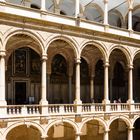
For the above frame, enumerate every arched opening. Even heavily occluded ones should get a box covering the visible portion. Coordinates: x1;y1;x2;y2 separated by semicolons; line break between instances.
81;44;105;103
81;119;104;140
80;57;90;103
50;54;68;104
47;122;75;140
59;0;75;16
133;53;140;103
94;60;104;103
6;34;42;105
132;8;140;32
133;118;140;140
84;4;103;23
109;119;128;140
6;125;41;140
47;39;76;104
108;11;122;28
109;49;128;103
112;62;126;102
6;47;41;105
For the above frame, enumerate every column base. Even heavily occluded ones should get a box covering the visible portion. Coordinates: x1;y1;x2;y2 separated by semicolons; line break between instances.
39;100;48;105
127;99;134;104
74;99;82;105
0;100;7;106
102;99;110;104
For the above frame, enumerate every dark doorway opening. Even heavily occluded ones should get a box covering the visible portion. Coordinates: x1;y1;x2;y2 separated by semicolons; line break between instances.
15;82;26;104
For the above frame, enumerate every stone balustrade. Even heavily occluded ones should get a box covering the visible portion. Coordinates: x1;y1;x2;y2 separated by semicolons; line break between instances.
0;103;139;118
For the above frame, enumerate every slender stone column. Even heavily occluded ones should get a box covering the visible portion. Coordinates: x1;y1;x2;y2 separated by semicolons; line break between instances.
128;8;133;31
75;0;80;17
104;130;109;140
127;65;134;104
41;0;46;11
90;75;94;102
47;73;50;102
68;76;72;103
103;61;110;104
74;58;82;104
75;134;80;140
128;127;133;140
103;0;109;25
40;55;48;105
0;51;7;105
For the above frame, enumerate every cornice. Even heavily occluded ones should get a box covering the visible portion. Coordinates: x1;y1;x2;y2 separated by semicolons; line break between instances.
0;12;140;48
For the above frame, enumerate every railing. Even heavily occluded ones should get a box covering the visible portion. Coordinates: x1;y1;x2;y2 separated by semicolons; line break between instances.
0;103;139;118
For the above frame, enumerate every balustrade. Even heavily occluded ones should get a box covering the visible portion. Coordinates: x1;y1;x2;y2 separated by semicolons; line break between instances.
0;103;139;118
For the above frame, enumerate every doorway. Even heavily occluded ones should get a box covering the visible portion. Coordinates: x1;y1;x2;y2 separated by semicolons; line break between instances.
15;82;27;104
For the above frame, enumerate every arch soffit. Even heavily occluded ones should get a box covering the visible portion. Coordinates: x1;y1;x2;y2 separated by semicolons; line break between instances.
45;35;80;59
79;117;108;132
2;29;45;54
3;121;44;139
109;45;132;65
108;115;132;128
80;40;108;62
45;119;79;134
84;3;104;18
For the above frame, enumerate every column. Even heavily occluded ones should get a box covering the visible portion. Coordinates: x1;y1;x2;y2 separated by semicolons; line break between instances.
128;8;133;31
109;77;113;102
0;51;7;105
90;75;94;102
127;65;134;104
54;0;60;14
41;0;46;11
103;61;110;104
104;130;109;140
75;134;80;140
40;55;48;105
128;127;133;140
69;76;72;103
75;0;80;18
47;73;50;103
103;0;109;25
74;58;82;104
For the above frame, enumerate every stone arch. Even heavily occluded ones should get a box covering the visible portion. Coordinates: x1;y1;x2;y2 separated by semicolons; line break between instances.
132;49;140;62
45;119;79;135
108;9;125;27
3;121;45;139
79;117;108;132
45;35;80;59
83;3;103;22
109;45;132;65
108;115;132;128
80;40;108;62
132;115;140;126
2;29;45;54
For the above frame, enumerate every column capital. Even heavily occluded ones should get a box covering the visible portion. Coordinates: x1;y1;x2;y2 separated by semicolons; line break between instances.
128;64;133;69
0;50;6;57
104;61;109;67
42;54;47;61
41;135;48;139
104;129;110;133
103;0;109;4
75;58;81;64
128;126;134;130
